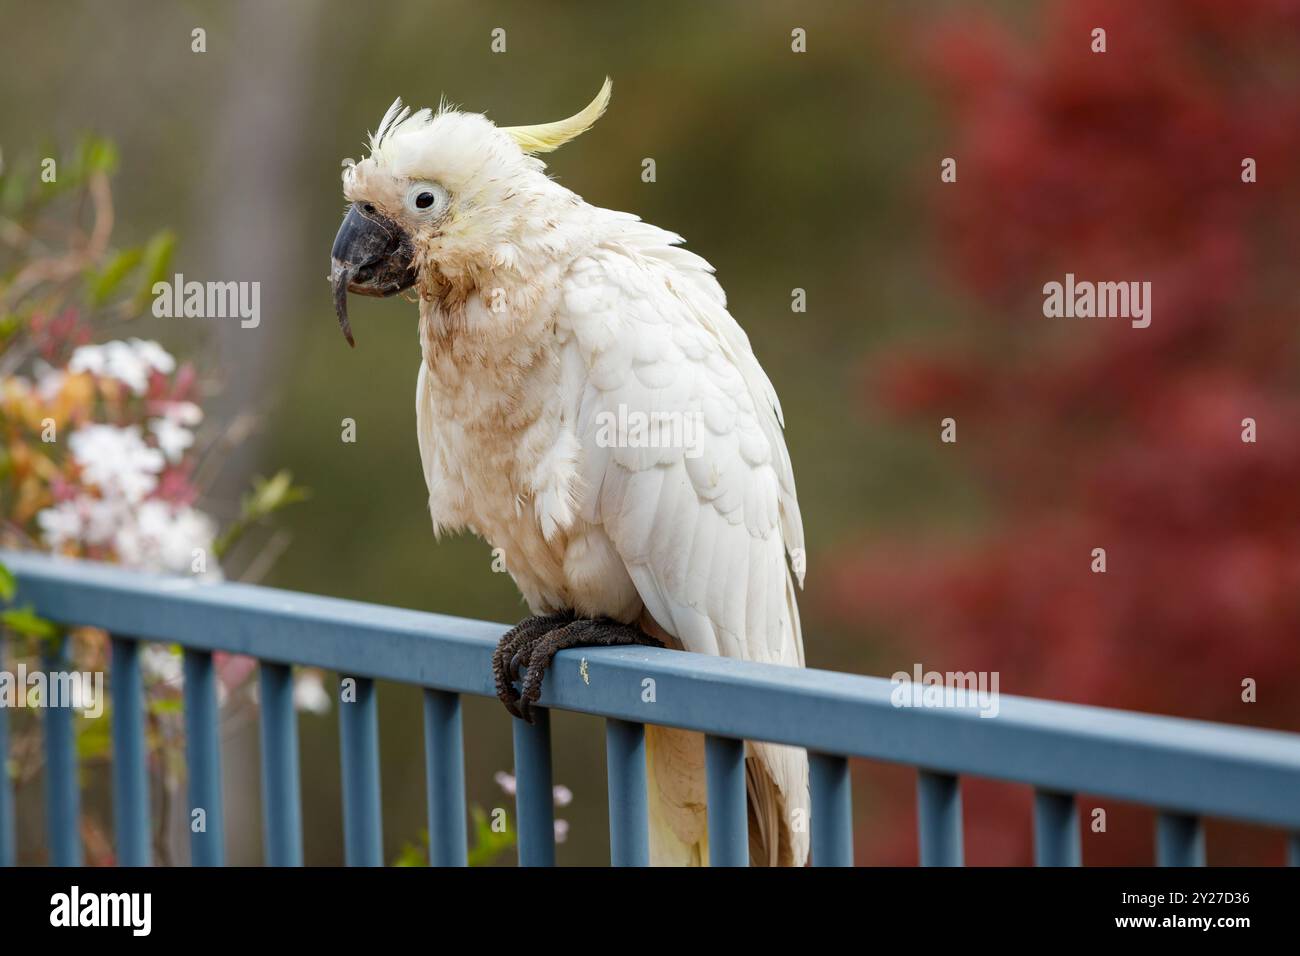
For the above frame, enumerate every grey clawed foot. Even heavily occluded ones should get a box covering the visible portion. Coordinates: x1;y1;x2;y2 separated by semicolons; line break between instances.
493;615;663;724
491;613;573;720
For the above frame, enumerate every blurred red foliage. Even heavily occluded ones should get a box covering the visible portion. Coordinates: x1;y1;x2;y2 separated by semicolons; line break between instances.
827;0;1300;864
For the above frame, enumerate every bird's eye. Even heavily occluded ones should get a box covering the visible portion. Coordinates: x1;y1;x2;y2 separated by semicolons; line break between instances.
405;182;448;218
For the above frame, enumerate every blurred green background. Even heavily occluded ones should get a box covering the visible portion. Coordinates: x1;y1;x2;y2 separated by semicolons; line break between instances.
1;0;978;864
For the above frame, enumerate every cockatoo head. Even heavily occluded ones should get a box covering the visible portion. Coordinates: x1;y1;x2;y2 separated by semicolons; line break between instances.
330;79;611;347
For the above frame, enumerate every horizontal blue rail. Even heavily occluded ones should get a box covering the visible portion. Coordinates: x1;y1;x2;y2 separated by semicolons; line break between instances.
3;551;1300;866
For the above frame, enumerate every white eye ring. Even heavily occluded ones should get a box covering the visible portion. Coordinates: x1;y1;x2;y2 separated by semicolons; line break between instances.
405;182;449;219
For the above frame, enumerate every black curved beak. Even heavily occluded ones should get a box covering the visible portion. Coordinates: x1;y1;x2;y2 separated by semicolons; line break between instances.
329;203;418;347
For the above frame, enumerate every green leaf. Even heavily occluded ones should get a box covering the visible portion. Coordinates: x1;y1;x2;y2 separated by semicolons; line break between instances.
213;470;311;559
0;561;15;603
85;137;119;175
1;163;29;215
394;806;520;867
135;229;176;306
86;246;143;306
68;136;117;182
247;470;311;517
0;312;22;347
391;829;430;866
76;712;112;761
393;843;426;867
1;606;59;640
466;804;517;867
148;697;183;716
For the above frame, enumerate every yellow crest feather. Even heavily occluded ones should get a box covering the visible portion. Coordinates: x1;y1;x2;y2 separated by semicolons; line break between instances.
500;78;612;154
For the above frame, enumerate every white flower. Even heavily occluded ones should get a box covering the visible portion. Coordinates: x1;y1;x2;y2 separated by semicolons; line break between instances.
69;424;165;503
552;784;573;808
78;497;124;546
69;339;175;394
114;500;216;575
131;339;176;376
150;416;195;464
67;344;106;377
36;500;83;550
140;645;183;685
32;361;66;400
293;670;331;715
36;496;125;549
161;401;203;427
553;819;570;844
493;771;517;796
37;482;221;580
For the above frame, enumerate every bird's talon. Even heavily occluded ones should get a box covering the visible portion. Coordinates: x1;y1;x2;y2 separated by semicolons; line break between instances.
509;647;531;683
493;615;661;721
492;613;575;721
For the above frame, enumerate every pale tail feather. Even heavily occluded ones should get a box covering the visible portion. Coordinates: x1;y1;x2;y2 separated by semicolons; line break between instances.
645;726;809;866
641;568;809;866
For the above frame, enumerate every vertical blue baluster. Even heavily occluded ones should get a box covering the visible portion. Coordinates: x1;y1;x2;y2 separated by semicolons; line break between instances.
917;770;964;866
423;689;467;866
810;752;853;866
1289;834;1300;867
0;646;13;867
339;675;383;866
110;637;151;865
182;648;224;866
605;719;648;866
258;662;303;866
512;709;555;866
1033;790;1081;866
42;637;81;866
1156;812;1205;866
705;735;748;867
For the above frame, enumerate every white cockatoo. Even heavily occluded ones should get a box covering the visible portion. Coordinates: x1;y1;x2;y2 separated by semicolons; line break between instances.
330;80;808;866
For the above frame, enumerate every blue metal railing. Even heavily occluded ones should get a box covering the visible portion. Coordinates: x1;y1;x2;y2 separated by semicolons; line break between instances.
2;550;1299;867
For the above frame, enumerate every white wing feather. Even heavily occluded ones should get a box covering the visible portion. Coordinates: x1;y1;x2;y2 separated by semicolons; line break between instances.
562;218;804;667
560;216;808;865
